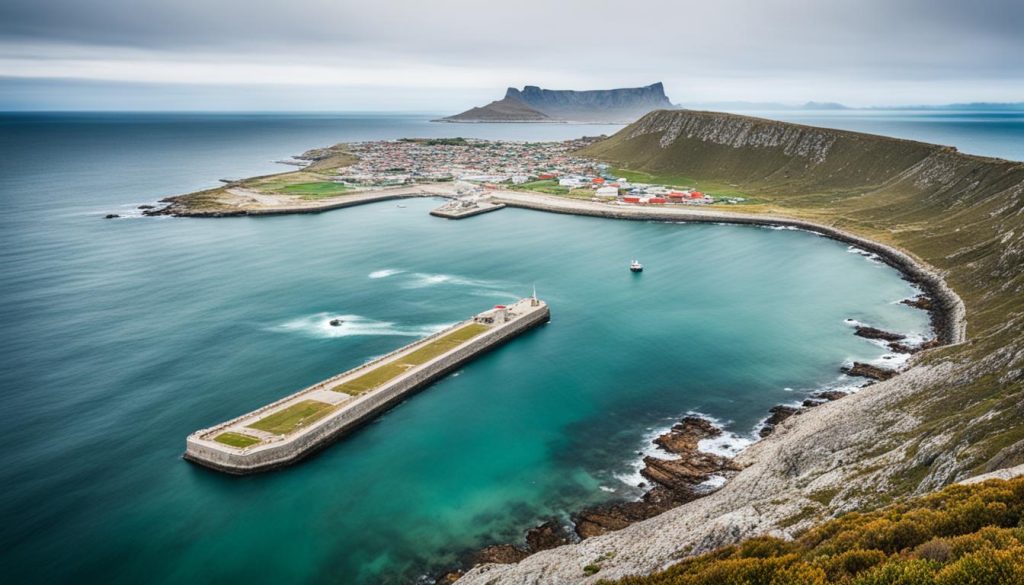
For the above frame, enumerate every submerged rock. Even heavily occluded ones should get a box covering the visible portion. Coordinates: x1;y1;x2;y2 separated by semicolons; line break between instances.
104;214;120;219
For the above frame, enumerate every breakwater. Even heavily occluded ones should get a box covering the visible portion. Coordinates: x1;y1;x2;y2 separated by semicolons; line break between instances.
185;297;550;474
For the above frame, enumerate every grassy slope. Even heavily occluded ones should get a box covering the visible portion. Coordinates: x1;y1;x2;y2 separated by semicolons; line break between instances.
604;477;1024;585
580;110;1024;497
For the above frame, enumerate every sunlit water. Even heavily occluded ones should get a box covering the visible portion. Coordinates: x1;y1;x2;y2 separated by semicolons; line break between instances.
2;111;1007;583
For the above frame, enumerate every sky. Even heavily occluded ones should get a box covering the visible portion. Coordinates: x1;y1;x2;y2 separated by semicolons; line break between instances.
0;0;1022;111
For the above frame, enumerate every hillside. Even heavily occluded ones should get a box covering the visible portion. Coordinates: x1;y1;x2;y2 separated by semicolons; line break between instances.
439;83;675;123
609;476;1024;584
459;110;1024;583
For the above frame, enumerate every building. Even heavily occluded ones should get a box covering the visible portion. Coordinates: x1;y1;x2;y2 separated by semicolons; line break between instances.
595;186;619;198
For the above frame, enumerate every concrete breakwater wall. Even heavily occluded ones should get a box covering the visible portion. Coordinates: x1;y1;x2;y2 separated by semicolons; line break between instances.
495;194;966;346
185;299;550;474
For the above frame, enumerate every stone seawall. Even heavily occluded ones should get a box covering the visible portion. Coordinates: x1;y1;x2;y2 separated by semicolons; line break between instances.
184;302;550;474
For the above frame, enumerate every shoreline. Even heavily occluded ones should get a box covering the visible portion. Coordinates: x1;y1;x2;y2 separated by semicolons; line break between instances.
144;184;967;584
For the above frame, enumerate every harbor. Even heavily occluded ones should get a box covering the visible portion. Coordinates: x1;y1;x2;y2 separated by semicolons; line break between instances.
185;295;550;474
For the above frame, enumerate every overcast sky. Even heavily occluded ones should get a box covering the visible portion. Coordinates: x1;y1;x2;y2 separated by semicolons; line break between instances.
1;0;1021;110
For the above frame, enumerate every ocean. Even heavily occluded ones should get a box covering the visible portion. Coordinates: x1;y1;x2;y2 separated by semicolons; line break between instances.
0;109;1016;583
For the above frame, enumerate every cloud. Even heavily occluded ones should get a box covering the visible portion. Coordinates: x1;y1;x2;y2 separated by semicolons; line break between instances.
1;0;1022;108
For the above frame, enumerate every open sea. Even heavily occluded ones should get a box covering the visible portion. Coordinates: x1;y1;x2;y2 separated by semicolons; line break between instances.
0;109;1018;584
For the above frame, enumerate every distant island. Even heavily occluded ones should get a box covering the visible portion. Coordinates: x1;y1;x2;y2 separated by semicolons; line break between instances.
437;82;676;124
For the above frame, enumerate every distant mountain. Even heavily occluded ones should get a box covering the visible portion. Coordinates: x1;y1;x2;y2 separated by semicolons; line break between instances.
438;82;675;123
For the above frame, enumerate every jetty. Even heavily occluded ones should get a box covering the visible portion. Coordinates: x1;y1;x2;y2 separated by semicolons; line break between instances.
430;196;506;219
185;296;550;474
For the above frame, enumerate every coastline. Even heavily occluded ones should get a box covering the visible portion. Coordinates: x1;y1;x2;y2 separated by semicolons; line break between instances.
145;183;969;584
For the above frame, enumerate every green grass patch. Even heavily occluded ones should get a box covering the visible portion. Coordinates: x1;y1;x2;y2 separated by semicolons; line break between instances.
214;431;261;448
332;323;490;396
511;179;571;195
247;400;336;435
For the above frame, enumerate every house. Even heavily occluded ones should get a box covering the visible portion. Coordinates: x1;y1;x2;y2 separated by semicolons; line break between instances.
595;186;619;197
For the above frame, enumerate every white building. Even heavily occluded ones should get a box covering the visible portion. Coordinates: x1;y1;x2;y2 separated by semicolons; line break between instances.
595;186;619;197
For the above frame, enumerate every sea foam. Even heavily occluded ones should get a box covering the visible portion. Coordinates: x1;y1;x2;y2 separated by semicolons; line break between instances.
271;313;452;339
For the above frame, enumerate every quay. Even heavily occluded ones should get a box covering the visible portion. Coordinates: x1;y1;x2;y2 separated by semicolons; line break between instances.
430;196;506;219
184;296;550;474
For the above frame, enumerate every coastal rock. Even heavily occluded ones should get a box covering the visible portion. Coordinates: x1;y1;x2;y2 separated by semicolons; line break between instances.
759;405;800;437
137;205;155;210
653;416;721;453
902;295;934;311
104;214;119;219
889;338;941;354
473;544;530;565
854;325;906;342
525;520;574;552
573;416;739;539
842;362;897;381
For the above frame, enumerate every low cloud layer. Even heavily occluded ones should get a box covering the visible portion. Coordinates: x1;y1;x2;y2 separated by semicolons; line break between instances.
1;0;1022;109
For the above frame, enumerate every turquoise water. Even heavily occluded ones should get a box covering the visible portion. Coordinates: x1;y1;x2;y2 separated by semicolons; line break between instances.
0;112;975;584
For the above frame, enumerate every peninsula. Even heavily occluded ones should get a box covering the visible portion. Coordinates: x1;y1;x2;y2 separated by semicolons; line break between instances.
437;83;676;124
186;297;550;473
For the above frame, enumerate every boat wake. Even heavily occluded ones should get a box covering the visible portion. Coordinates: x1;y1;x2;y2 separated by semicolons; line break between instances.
270;313;453;339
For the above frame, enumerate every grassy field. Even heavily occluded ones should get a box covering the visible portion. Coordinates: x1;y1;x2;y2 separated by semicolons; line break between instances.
609;167;756;201
332;323;490;396
247;400;336;435
213;431;261;448
606;477;1024;584
511;179;571;195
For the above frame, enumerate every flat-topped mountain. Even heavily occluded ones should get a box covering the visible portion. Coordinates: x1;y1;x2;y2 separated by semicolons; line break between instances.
438;82;675;124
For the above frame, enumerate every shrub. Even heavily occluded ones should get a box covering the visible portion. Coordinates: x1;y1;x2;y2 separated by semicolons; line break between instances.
851;559;938;585
934;545;1024;584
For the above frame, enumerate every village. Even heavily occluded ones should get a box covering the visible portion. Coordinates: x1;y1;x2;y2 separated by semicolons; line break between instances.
326;137;745;206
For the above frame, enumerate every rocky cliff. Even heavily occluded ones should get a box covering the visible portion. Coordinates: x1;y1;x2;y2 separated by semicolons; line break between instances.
458;111;1024;583
439;83;675;123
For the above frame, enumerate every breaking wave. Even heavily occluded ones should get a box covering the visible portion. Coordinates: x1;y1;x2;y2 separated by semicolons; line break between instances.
369;269;404;279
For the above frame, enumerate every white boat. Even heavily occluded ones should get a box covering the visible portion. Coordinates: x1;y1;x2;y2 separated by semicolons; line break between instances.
630;259;644;273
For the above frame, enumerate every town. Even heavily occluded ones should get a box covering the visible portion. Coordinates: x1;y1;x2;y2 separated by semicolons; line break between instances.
325;137;745;206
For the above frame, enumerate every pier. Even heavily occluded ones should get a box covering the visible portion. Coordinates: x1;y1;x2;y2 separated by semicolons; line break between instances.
429;196;506;219
185;296;550;474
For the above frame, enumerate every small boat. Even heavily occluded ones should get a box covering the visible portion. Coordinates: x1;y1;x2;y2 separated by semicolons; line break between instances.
630;260;644;273
396;204;407;208
329;319;345;327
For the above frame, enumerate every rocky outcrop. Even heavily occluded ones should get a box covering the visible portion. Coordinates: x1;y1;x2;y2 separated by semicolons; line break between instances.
854;325;906;342
758;406;800;437
842;362;898;381
440;83;674;123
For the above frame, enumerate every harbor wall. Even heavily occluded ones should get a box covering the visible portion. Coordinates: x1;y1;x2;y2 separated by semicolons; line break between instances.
185;303;550;474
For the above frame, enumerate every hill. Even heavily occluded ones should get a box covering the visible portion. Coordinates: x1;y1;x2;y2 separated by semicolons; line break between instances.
439;83;675;123
458;110;1024;583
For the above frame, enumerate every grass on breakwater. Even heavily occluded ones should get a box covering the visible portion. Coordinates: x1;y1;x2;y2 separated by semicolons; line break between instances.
332;323;490;396
247;400;336;435
214;431;261;448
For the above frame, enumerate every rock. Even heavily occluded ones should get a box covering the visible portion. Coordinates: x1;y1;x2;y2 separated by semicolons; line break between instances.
842;362;897;381
902;295;934;311
137;205;155;210
473;544;529;565
810;390;847;402
653;416;721;454
854;325;906;342
330;319;344;327
759;405;800;437
434;570;463;585
525;520;573;552
104;214;120;219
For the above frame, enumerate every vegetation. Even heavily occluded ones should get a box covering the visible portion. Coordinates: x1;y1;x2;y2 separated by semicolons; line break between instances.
580;109;1024;496
332;323;490;396
604;477;1024;585
247;400;336;435
510;179;571;195
213;431;261;448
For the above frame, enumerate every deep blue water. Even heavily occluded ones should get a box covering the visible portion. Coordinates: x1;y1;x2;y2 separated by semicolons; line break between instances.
1;110;1012;583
